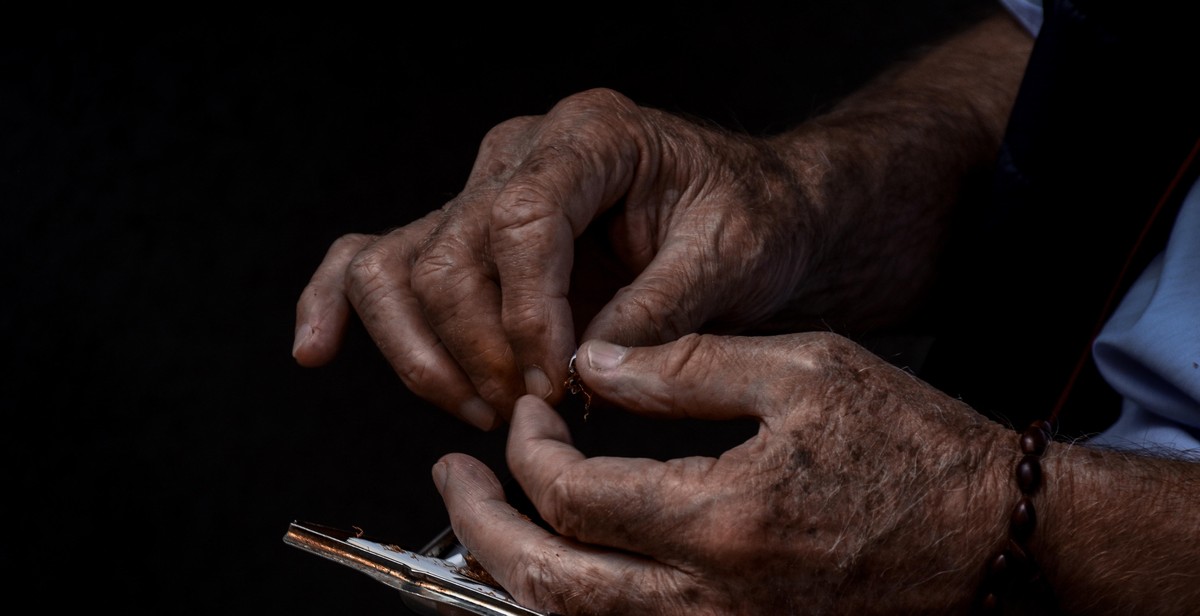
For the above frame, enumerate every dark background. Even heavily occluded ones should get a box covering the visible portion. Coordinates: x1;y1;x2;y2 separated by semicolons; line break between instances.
4;3;996;613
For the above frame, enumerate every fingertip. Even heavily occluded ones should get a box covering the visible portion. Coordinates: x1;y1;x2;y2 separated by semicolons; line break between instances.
512;393;553;418
436;453;506;505
523;366;553;400
459;397;503;432
579;339;628;372
291;323;311;358
293;291;349;366
291;323;318;363
431;459;449;493
509;394;573;448
291;322;340;367
433;453;479;488
510;394;546;432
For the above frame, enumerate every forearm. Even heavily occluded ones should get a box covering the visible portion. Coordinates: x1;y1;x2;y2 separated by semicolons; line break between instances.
1035;443;1200;614
769;10;1033;330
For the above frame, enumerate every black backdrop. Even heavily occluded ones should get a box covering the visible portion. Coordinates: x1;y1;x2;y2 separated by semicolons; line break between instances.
5;3;995;613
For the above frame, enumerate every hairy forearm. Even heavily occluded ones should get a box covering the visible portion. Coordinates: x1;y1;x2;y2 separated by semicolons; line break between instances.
768;10;1033;330
1034;443;1200;614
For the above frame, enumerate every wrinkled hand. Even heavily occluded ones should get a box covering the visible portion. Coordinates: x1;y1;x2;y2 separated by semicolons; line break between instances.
292;88;815;429
433;332;1012;615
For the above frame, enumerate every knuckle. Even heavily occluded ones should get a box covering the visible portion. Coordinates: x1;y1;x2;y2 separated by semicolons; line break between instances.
490;182;563;239
344;245;396;306
661;332;710;382
409;244;476;306
610;284;693;343
463;349;520;403
500;299;537;326
783;331;872;388
390;346;436;392
479;116;532;148
345;244;386;281
509;542;629;616
795;330;854;362
506;546;573;615
537;468;587;538
475;117;540;181
478;116;538;152
408;246;455;289
556;87;636;117
499;291;559;345
329;232;372;254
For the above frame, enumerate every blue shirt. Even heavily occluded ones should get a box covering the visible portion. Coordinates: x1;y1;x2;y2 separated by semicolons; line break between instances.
999;0;1200;454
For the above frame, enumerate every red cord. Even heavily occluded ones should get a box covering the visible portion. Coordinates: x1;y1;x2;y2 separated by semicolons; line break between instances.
1048;135;1200;425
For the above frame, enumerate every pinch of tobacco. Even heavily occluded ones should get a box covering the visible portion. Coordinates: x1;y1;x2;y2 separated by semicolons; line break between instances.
563;353;592;419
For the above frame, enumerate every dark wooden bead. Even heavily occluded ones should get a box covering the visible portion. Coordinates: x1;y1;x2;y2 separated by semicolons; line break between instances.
989;551;1010;579
1020;427;1048;455
1016;455;1043;494
977;419;1054;609
1010;498;1037;541
979;592;1000;613
1005;540;1030;571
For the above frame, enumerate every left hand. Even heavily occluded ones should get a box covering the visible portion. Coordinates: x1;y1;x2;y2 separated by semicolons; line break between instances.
433;332;1014;615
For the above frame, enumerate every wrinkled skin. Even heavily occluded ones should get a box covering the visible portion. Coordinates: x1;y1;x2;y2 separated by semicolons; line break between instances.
292;15;1035;434
292;88;816;430
433;333;1012;615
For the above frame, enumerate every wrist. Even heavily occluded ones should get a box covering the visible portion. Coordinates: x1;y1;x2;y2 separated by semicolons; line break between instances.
764;122;952;331
880;414;1020;614
757;13;1031;333
1030;440;1200;614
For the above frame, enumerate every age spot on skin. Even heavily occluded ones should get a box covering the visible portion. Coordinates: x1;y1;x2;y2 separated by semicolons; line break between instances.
790;446;813;470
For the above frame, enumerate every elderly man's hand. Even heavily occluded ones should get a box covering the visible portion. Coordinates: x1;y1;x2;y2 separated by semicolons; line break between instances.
433;333;1013;614
292;88;816;429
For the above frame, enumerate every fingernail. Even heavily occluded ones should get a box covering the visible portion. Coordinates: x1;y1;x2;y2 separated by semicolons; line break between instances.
524;366;553;399
291;324;313;357
460;397;500;431
586;340;628;370
431;460;449;492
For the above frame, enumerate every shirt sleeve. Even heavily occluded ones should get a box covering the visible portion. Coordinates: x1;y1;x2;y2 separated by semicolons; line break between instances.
998;0;1044;36
1088;176;1200;455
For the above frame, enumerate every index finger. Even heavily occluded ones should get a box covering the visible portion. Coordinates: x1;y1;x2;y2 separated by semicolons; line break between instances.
293;233;374;367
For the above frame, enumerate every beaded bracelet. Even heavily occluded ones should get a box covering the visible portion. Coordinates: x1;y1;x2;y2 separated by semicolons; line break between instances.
976;419;1055;614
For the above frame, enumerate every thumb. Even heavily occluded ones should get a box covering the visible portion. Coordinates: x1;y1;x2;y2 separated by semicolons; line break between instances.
580;242;727;349
574;334;765;421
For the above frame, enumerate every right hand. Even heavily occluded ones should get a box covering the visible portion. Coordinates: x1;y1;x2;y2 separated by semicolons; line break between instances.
433;332;1014;615
292;88;821;429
